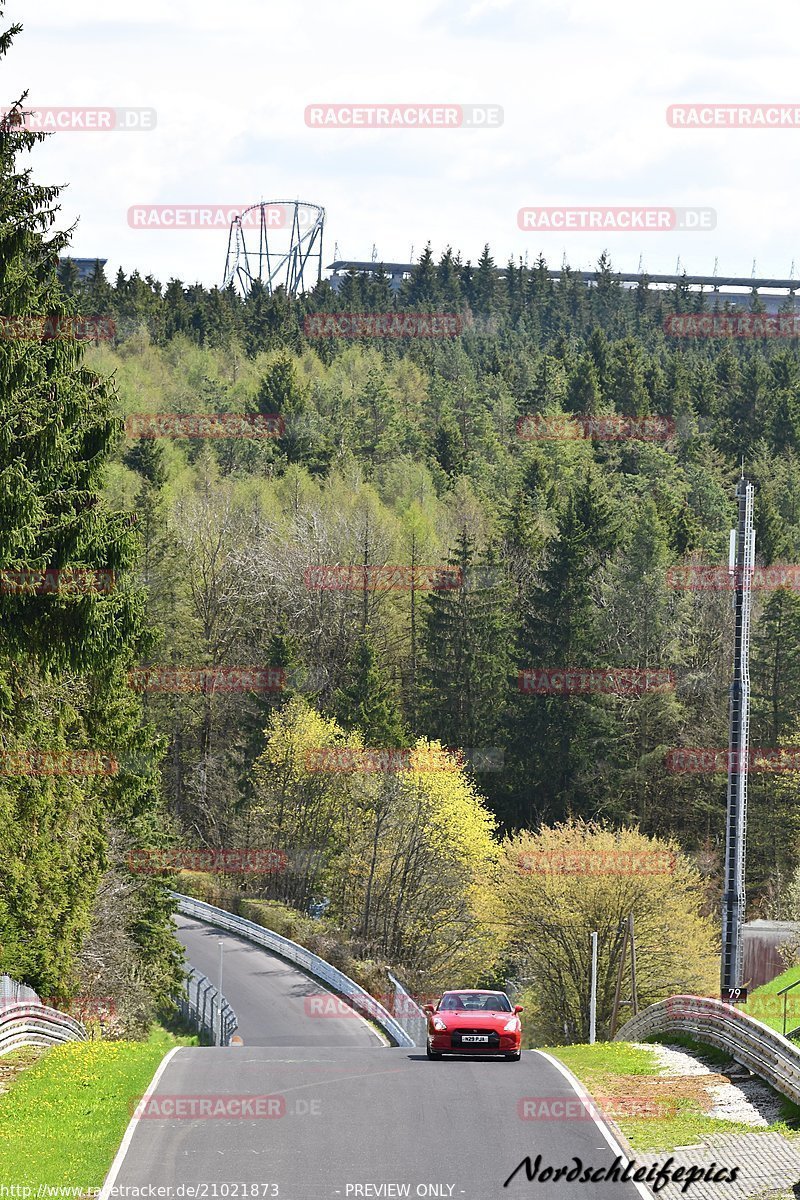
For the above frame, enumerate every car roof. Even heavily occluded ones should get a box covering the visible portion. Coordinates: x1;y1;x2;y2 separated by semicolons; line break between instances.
440;989;507;995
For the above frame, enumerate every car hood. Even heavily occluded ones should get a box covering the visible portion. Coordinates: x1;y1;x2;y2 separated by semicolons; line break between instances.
433;1010;517;1028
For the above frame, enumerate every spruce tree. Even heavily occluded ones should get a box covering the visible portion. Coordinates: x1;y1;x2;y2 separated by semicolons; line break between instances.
332;638;408;747
0;13;177;1000
419;531;512;753
505;472;620;826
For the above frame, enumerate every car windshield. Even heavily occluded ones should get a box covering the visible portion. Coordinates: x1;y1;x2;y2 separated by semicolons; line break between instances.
438;992;511;1012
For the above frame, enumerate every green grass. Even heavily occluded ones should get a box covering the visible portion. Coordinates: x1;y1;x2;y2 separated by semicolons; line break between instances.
544;1040;660;1078
742;964;800;1037
0;1024;197;1189
545;1040;800;1152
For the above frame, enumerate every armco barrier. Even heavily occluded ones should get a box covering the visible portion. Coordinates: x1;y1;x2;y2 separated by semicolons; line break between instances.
0;974;39;1006
616;994;800;1106
178;966;238;1046
0;980;87;1057
174;893;416;1047
387;971;428;1046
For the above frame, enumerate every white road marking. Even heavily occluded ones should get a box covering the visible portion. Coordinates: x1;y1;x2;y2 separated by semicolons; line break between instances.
533;1051;654;1199
98;1045;182;1200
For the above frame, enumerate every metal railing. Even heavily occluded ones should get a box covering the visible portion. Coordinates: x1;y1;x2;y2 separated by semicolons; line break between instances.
0;976;86;1057
386;971;427;1047
776;978;800;1038
174;893;415;1047
0;975;39;1006
616;994;800;1106
178;966;238;1046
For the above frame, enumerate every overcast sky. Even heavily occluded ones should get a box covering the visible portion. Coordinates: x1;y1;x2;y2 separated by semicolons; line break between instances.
5;0;800;289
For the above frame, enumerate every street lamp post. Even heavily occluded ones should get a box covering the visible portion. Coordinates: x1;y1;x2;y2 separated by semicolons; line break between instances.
217;940;225;1046
589;931;598;1044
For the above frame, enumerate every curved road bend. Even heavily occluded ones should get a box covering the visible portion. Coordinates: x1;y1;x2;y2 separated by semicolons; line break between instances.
105;917;650;1199
175;913;379;1048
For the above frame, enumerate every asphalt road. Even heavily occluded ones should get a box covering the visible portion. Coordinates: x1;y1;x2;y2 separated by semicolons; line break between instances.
104;918;652;1199
174;913;379;1048
106;1046;651;1198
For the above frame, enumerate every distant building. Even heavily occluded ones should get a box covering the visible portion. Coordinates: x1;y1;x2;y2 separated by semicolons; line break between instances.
742;920;800;989
59;257;107;282
327;260;800;313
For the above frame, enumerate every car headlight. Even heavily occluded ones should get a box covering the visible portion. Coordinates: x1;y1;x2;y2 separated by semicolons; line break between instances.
432;1017;448;1032
503;1018;519;1032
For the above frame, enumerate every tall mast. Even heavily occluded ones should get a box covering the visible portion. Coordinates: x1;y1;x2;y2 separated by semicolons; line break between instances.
721;475;755;993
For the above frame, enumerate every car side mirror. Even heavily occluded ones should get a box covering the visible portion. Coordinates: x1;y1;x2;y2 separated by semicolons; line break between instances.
421;1005;434;1014
514;1006;524;1014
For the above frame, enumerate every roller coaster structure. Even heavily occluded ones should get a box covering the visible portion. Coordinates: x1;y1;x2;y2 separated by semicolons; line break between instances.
222;201;325;297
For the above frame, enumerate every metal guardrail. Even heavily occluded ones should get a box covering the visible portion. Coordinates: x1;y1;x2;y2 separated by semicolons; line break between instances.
174;893;415;1047
0;976;87;1057
616;994;800;1106
0;974;39;1006
387;971;428;1047
178;966;238;1046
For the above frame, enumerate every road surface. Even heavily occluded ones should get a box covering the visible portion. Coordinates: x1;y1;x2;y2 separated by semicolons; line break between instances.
103;917;651;1199
175;913;379;1048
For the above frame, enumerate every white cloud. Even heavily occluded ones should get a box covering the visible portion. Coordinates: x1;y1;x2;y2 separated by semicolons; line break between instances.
4;0;800;285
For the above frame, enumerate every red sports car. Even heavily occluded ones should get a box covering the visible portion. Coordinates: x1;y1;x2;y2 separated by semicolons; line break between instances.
422;989;523;1061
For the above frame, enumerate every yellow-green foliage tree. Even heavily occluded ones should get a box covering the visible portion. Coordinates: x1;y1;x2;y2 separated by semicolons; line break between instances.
248;698;353;909
500;820;718;1044
249;699;502;987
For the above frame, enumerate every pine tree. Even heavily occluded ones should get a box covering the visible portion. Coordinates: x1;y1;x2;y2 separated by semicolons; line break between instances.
56;257;80;294
0;14;176;999
332;638;408;746
470;245;498;320
432;404;466;478
504;473;620;826
403;244;441;307
752;589;800;746
419;531;512;753
565;353;602;415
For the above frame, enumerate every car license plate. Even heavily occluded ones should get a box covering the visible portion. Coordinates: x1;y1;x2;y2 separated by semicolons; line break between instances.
462;1035;489;1043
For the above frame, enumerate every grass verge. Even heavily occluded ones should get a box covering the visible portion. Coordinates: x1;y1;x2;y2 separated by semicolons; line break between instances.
0;1023;197;1189
545;1039;800;1152
742;964;800;1037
